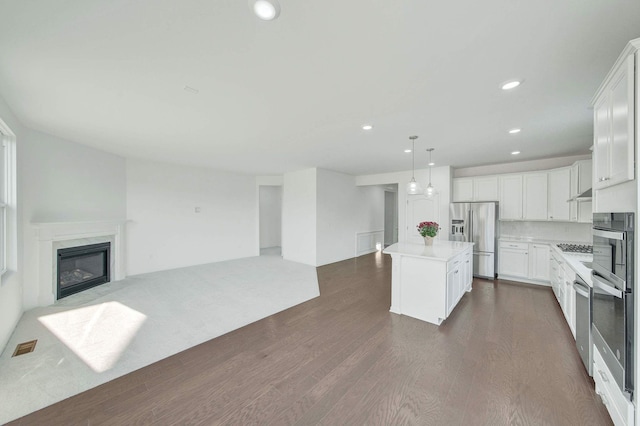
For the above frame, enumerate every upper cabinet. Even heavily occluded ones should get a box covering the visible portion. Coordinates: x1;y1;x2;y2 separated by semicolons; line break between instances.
593;49;636;190
547;168;571;221
523;173;548;220
498;175;523;220
452;176;498;202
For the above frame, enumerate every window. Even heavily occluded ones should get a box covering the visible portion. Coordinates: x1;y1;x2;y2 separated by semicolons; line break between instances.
0;120;15;277
0;134;5;274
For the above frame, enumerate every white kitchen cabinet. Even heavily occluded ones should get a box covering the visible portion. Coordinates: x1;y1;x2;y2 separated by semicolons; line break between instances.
498;175;523;220
473;176;499;201
498;242;528;278
593;54;635;190
453;176;498;202
528;244;550;282
523;173;548;220
594;347;635;426
452;178;473;201
549;252;561;300
562;264;576;338
547;168;571;221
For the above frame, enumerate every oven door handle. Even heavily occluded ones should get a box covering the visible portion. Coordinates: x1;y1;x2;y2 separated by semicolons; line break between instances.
592;274;623;298
572;282;590;298
593;228;625;241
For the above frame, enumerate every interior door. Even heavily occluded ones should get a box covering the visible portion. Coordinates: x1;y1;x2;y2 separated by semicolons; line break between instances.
406;195;440;244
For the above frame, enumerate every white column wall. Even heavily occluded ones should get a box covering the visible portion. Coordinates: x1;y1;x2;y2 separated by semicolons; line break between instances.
316;169;384;266
282;168;317;266
126;158;256;275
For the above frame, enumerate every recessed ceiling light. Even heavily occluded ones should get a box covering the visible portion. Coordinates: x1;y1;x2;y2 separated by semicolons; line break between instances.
509;128;521;134
250;0;281;21
511;151;521;155
362;124;373;130
501;80;522;90
404;149;412;153
428;162;435;166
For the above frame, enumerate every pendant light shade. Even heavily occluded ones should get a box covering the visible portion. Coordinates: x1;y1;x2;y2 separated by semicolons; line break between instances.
406;136;423;195
424;148;438;198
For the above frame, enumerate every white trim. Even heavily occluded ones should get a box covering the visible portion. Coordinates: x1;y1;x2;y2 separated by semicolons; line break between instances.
355;229;384;257
591;38;640;106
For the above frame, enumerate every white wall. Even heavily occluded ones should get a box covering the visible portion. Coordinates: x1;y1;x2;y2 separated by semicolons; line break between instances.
282;168;316;266
316;169;384;266
21;128;127;310
126;158;256;275
0;97;23;353
259;186;282;249
356;166;452;244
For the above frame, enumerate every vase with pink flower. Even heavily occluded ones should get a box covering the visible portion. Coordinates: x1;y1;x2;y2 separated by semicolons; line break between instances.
417;221;440;246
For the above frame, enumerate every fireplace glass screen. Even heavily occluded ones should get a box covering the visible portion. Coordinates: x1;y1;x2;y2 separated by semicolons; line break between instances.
57;242;110;299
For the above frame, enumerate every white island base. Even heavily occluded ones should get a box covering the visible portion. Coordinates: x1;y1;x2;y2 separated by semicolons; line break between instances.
383;241;475;326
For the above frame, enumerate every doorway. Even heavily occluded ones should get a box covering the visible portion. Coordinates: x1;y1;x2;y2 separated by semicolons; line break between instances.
259;185;282;256
384;186;398;247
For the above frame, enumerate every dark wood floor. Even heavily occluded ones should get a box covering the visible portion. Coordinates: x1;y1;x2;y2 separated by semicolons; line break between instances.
11;252;612;425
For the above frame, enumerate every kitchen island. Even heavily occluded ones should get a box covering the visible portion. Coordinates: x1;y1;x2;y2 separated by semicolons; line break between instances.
383;241;475;325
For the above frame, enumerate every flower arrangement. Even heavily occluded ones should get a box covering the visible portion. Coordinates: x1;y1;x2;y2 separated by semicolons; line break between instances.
417;221;440;238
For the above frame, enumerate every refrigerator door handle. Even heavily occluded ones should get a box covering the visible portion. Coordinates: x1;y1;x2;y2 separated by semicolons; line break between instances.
469;210;473;243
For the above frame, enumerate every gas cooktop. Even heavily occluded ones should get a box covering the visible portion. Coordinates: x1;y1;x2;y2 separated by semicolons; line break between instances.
557;244;593;254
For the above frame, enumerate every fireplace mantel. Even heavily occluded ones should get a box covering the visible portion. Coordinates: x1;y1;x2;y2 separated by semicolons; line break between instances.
32;220;127;305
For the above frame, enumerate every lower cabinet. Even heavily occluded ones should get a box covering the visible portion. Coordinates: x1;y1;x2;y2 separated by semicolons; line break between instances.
562;264;576;338
498;241;550;284
498;242;529;278
446;248;473;316
594;347;635;426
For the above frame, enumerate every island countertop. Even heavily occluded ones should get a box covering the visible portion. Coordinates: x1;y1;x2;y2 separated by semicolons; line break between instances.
383;241;475;261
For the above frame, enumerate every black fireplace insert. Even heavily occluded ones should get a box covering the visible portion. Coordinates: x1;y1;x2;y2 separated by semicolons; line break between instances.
57;242;111;299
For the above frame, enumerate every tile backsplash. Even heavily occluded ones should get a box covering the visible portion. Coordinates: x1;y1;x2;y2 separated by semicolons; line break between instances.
499;221;592;243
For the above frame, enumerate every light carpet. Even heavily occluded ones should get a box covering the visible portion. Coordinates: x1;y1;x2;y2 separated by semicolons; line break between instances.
0;255;319;424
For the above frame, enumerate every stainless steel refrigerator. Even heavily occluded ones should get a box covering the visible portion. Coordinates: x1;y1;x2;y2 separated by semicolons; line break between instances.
449;202;497;279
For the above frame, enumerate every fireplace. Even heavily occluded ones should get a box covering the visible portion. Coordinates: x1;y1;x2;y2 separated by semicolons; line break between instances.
57;242;111;299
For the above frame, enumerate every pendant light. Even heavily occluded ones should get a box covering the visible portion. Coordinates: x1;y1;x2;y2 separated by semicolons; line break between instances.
406;136;423;195
424;148;437;198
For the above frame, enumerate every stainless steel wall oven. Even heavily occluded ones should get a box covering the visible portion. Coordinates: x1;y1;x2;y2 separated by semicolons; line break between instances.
591;212;634;399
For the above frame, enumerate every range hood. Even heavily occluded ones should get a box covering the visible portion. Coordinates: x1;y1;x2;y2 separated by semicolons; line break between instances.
566;188;592;202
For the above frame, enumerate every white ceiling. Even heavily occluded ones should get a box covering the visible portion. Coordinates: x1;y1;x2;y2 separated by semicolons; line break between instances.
0;0;639;176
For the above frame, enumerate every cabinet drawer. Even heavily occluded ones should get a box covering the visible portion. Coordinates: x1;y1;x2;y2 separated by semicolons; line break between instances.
593;347;634;426
447;255;463;272
499;241;528;250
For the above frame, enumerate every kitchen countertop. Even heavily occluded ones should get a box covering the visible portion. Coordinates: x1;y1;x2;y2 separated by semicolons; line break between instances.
383;241;475;261
499;235;591;246
550;245;593;286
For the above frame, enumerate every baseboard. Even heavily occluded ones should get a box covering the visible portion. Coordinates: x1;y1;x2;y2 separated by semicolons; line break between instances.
496;275;551;287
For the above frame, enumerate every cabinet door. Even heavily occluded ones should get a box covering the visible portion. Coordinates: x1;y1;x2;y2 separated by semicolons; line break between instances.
473;176;499;201
578;200;592;223
528;244;550;281
498;175;523;220
547;168;571;221
608;55;635;187
577;160;593;194
593;94;611;189
446;268;456;316
523;173;548;220
464;251;472;290
570;163;579;197
499;248;528;278
452;178;473;202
